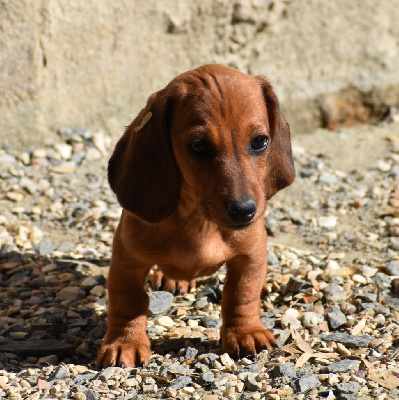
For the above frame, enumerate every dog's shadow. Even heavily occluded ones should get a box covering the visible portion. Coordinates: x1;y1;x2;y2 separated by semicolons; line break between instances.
0;251;223;372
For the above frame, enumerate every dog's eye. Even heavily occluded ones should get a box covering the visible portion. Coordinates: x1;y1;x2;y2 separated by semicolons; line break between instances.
189;140;209;153
250;135;269;153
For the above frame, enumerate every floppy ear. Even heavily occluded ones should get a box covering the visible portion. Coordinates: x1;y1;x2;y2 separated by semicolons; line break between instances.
108;91;180;223
255;76;295;199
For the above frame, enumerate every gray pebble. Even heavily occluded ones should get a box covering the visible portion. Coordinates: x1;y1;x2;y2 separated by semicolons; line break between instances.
327;306;347;329
244;374;262;391
201;317;222;328
170;375;192;390
49;364;70;380
99;367;117;381
269;363;297;379
323;284;347;302
200;371;214;384
335;381;360;394
293;375;321;393
317;332;372;348
324;359;360;373
267;249;279;266
184;347;198;359
386;261;399;276
148;291;174;316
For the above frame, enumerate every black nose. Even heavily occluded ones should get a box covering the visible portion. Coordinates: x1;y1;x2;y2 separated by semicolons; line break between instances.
227;197;257;224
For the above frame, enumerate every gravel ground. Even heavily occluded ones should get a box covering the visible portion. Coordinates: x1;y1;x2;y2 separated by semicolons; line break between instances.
0;118;398;400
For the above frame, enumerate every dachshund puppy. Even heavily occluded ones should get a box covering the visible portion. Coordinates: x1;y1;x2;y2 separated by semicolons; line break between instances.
97;64;295;368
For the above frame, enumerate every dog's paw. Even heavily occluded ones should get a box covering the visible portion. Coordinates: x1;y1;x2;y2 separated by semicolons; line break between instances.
151;268;196;294
96;336;151;368
221;325;277;358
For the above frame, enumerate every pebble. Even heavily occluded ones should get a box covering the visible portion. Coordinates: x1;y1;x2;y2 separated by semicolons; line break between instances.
155;315;174;327
244;374;262;391
148;291;174;315
318;216;337;228
281;308;301;329
324;359;360;373
269;363;297;379
385;260;399;276
302;312;324;328
56;286;86;301
293;375;321;393
317;332;372;347
327;306;347;329
323;284;347;302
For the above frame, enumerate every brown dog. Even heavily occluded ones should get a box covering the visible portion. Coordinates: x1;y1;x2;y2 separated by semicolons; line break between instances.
97;64;295;368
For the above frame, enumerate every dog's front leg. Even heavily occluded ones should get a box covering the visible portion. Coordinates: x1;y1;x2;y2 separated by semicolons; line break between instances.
97;251;152;368
221;250;277;357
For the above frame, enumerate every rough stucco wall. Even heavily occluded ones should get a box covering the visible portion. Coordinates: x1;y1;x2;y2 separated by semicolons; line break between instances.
1;0;399;148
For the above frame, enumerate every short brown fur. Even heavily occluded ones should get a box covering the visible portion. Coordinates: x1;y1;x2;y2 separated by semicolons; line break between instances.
97;64;295;367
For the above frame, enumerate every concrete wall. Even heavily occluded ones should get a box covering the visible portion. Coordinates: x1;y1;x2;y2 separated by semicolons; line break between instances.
1;0;399;148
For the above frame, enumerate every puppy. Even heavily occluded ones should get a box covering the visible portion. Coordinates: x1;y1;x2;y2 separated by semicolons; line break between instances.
97;64;295;368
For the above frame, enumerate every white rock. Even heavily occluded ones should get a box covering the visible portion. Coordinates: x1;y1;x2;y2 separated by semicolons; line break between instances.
318;216;337;228
29;226;44;243
302;312;324;328
155;315;174;327
52;161;77;174
55;144;73;160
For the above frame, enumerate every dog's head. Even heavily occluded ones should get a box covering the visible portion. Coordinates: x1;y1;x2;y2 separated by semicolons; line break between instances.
108;64;295;226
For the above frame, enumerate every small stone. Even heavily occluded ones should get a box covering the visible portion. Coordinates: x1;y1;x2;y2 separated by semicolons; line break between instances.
244;374;262;391
324;359;360;373
32;149;47;158
9;332;28;340
99;367;118;381
327;306;347;329
142;383;158;393
184;347;198;359
201;317;222;328
281;308;301;329
200;371;215;384
86;147;102;161
52;161;77;174
386;261;399;276
7;191;24;202
220;353;234;367
56;286;86;301
318;216;337;228
0;376;9;385
148;291;174;315
293;375;321;393
73;393;86;400
302;312;324;328
267;249;279;266
38;354;58;364
55;144;73;159
335;381;360;394
323;284;347;302
90;285;105;297
170;375;192;390
317;332;372;347
269;363;297;379
49;364;71;380
80;276;98;289
378;160;391;172
155;315;174;327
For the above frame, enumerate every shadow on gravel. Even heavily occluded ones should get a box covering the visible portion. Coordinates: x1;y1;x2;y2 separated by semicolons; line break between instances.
0;251;224;372
0;250;110;372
